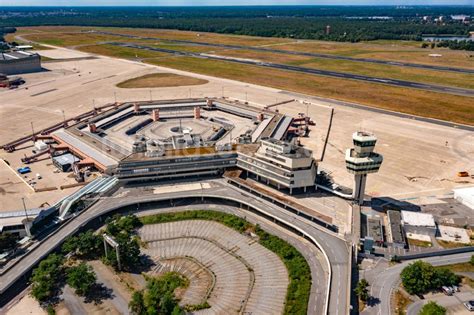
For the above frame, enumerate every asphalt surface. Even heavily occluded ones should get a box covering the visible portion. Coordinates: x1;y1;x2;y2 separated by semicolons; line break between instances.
108;41;474;98
362;252;473;315
0;179;350;315
95;30;474;75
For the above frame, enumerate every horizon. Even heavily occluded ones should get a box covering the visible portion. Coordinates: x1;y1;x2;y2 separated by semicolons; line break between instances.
1;2;473;7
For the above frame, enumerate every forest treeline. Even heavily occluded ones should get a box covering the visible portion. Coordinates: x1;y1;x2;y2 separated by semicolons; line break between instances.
1;6;473;48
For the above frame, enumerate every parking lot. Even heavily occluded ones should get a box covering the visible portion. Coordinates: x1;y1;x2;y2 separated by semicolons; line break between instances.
407;289;474;315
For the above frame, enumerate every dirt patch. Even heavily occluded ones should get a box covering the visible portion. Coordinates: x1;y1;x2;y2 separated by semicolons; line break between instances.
116;73;208;89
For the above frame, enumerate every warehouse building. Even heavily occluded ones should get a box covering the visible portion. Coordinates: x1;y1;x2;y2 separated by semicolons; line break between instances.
0;51;41;75
386;210;405;248
453;186;474;210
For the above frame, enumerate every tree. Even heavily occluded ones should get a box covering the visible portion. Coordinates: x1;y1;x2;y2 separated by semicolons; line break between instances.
106;214;142;237
419;301;446;315
470;254;474;266
62;230;103;259
400;261;459;295
354;279;370;302
129;291;145;315
30;254;64;302
103;234;141;271
400;261;436;295
0;233;18;253
433;268;460;288
66;263;97;296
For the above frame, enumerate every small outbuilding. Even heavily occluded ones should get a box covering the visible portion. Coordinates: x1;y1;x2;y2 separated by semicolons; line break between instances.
52;153;79;172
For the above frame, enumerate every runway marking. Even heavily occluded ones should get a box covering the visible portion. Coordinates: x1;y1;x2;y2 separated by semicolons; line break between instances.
81;74;117;85
30;88;58;97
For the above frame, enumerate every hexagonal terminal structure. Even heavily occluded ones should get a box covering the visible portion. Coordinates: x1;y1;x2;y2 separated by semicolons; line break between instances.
345;131;383;205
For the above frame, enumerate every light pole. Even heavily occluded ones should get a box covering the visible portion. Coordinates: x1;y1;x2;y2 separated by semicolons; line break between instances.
149;90;152;101
61;109;66;126
30;121;35;137
114;91;117;103
21;197;29;221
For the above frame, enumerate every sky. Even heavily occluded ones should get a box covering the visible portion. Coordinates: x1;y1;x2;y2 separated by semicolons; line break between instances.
1;0;473;6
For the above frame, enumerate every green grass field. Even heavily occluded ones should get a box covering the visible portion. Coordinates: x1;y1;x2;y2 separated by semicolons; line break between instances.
13;26;474;125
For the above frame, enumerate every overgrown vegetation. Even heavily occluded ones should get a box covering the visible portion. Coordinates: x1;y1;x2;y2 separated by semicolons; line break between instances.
0;233;19;254
61;230;103;259
103;215;143;271
400;260;460;295
394;289;412;315
140;210;312;315
129;272;187;315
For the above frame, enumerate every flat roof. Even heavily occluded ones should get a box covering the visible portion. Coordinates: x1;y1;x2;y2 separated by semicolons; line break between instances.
387;210;405;244
367;216;383;242
0;51;38;61
52;153;80;166
401;210;436;227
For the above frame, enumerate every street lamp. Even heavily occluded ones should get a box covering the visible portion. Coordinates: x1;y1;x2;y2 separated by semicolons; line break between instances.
21;197;29;221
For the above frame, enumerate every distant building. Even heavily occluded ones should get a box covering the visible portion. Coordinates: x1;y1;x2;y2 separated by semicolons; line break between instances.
325;25;331;35
401;210;437;237
386;210;405;248
453;186;474;210
0;51;41;75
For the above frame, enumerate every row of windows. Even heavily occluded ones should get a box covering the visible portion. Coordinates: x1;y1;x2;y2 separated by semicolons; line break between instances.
353;140;376;147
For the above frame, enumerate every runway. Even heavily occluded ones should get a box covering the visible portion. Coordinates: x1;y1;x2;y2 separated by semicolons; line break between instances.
109;41;474;98
96;30;474;75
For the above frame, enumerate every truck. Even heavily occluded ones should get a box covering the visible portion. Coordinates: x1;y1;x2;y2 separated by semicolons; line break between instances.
17;166;31;174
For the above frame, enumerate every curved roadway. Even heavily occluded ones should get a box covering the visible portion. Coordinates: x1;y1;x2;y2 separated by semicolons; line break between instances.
362;252;473;315
0;180;350;315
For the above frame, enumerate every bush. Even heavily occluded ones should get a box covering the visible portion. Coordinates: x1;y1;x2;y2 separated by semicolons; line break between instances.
106;214;142;237
419;301;446;315
129;272;186;315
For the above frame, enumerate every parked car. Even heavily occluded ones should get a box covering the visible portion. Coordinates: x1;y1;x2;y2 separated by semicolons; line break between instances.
442;286;453;295
17;166;31;174
452;285;460;292
464;300;474;311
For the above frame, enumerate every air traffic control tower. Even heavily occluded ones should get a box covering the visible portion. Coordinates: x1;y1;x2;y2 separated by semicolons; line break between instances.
345;131;383;205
